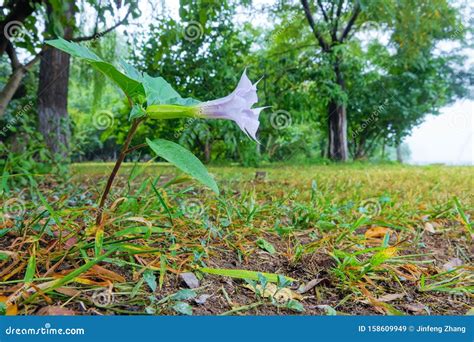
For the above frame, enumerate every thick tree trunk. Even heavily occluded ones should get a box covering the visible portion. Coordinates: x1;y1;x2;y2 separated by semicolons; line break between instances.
37;46;72;157
37;1;74;158
328;100;348;161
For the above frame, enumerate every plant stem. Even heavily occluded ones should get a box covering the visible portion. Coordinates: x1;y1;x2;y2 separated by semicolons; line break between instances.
219;301;263;315
125;143;147;154
96;118;144;225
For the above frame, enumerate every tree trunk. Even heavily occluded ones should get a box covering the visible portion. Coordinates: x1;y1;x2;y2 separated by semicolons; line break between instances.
37;1;74;158
381;138;386;159
396;143;403;163
204;139;211;164
354;136;366;160
327;62;348;161
328;100;348;161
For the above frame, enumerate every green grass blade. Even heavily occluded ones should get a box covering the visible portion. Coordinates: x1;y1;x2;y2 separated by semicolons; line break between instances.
199;267;295;283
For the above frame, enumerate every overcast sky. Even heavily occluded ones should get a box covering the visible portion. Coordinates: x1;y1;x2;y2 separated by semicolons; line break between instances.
122;0;474;165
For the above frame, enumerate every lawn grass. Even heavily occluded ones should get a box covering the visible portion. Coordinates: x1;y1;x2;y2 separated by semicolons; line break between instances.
0;163;472;315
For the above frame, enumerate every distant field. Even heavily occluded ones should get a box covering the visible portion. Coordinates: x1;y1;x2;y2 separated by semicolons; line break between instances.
1;163;472;315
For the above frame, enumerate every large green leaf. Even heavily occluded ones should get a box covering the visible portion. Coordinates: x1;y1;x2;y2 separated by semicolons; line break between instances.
146;138;218;193
143;75;181;105
46;39;200;108
46;38;145;102
119;59;143;82
142;74;200;106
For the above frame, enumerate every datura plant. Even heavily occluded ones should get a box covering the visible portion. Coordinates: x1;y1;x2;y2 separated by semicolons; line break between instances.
46;38;265;226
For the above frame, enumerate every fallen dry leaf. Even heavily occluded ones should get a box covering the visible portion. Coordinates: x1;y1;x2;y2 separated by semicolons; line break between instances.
244;283;303;303
179;272;200;289
424;222;436;234
55;287;81;297
298;278;323;294
90;265;126;283
365;226;392;239
37;306;76;315
402;303;426;313
442;258;463;271
361;293;404;304
194;294;211;305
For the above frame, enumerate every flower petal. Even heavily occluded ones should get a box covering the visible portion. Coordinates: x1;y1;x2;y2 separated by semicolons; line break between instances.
197;69;264;142
235;107;267;142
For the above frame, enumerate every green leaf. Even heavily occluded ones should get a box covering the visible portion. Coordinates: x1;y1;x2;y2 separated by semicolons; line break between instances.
24;254;36;284
286;299;305;312
142;75;200;106
146;138;219;194
172;301;193;315
46;38;145;102
143;75;180;105
171;289;197;301
0;302;6;315
143;270;157;292
453;197;473;235
113;226;166;237
159;255;167;290
199;267;295;283
256;238;276;254
119;59;143;82
151;181;173;224
381;231;390;247
129;104;146;121
38;249;117;297
318;304;337;315
0;252;10;261
94;229;104;257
